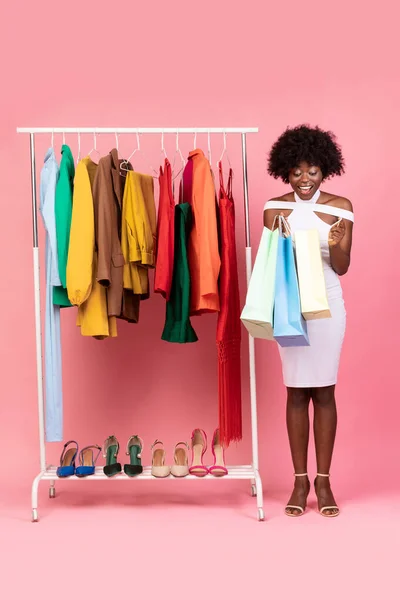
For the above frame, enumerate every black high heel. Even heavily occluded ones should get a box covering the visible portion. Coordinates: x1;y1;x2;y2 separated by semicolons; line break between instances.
102;435;122;477
124;435;144;477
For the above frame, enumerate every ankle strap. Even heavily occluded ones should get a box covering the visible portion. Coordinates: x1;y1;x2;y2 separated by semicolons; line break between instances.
126;435;144;457
60;440;78;464
79;445;101;466
294;473;308;477
316;473;330;477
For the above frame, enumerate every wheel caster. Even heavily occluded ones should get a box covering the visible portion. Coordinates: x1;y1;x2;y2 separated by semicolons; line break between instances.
32;509;38;522
258;508;265;522
251;484;257;497
49;487;56;499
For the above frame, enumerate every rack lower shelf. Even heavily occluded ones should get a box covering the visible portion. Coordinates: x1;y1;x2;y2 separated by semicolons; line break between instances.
31;465;265;522
41;465;255;481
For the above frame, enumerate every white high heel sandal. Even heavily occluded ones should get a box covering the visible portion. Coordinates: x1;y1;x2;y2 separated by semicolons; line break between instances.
285;473;309;517
315;473;340;517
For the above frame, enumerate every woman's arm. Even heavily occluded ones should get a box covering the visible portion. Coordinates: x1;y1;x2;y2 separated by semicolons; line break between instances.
328;198;354;276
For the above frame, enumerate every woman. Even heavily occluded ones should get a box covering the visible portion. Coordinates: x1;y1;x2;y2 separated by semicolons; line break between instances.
264;125;354;517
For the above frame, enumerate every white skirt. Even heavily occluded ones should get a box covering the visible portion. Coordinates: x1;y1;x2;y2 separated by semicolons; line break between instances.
278;295;346;388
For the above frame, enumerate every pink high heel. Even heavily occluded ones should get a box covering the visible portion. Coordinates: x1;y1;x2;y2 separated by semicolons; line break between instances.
189;428;208;477
209;428;228;477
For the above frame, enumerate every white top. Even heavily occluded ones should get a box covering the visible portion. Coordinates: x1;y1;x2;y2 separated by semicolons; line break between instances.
264;190;354;300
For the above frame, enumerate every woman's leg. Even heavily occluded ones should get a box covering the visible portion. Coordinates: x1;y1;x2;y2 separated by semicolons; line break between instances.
285;387;311;515
311;385;339;515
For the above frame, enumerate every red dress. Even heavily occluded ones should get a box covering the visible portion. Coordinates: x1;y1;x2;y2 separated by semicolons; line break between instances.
155;159;175;300
216;164;242;446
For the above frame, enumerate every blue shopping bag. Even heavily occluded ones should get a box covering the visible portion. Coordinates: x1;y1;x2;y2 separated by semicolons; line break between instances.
273;222;309;347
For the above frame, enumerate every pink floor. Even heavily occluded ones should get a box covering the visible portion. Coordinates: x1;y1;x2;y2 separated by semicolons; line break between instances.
3;477;398;598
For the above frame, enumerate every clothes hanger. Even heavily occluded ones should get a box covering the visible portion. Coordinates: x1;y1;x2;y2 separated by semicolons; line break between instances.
217;131;233;183
77;129;81;164
193;131;197;150
115;131;119;155
88;130;100;162
207;130;212;165
120;132;158;178
172;130;186;181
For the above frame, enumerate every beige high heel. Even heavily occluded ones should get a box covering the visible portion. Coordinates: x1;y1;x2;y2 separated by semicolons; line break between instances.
315;473;340;517
151;440;170;478
285;473;309;517
170;442;189;478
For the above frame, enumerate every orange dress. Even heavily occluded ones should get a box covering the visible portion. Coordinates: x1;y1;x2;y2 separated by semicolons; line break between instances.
185;149;221;315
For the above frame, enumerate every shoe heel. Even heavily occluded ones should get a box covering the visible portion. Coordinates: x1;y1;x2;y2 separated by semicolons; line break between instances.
103;436;122;477
56;440;78;478
124;435;144;477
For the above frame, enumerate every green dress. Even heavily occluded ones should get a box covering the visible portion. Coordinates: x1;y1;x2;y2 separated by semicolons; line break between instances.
161;203;198;343
53;145;74;307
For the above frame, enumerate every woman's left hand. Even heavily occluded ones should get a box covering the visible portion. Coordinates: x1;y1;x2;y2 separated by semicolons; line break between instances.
328;219;346;247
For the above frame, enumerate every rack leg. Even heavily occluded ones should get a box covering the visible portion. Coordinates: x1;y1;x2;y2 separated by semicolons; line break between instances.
49;480;56;499
31;472;43;522
254;469;265;521
250;478;256;497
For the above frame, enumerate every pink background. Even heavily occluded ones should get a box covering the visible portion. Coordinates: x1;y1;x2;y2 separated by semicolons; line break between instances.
1;1;399;597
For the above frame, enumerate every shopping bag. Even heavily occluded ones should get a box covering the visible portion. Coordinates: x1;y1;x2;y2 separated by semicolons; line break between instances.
295;229;331;320
240;226;279;339
273;218;309;347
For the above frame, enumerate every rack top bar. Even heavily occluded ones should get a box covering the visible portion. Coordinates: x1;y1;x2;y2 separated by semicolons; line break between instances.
17;127;258;134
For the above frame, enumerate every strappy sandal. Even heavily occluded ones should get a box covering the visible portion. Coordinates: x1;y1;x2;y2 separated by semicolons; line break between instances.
209;428;228;477
285;473;310;517
75;445;102;477
102;435;122;477
124;435;144;477
170;441;189;478
56;440;79;478
315;473;340;517
151;440;170;478
189;428;208;477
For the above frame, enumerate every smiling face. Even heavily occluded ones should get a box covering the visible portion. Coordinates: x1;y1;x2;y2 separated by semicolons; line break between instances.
288;161;323;200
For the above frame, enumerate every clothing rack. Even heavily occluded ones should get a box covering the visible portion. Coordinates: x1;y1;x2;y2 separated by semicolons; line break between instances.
16;126;264;522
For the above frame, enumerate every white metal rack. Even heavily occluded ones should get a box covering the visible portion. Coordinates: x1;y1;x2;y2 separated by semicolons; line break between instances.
17;126;264;522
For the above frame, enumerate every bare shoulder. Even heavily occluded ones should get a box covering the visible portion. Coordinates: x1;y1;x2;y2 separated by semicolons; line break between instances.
264;193;293;227
323;193;354;213
265;192;293;204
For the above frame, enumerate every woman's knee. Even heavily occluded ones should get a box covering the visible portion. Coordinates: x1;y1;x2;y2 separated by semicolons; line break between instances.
287;387;311;408
311;386;336;407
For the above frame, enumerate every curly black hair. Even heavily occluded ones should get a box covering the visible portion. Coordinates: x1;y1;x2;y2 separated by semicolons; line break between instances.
267;124;345;183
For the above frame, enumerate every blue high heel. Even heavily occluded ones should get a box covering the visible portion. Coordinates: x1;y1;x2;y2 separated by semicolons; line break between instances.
56;440;79;478
75;445;102;478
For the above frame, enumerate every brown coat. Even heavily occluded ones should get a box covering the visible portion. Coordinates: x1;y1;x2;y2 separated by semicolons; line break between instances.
93;149;140;321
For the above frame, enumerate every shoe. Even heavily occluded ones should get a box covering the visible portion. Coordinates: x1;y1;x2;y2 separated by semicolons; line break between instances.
189;428;208;477
315;473;340;517
124;435;144;477
285;473;310;517
102;435;122;477
151;440;170;478
208;428;228;477
56;440;79;478
170;441;189;478
75;445;102;477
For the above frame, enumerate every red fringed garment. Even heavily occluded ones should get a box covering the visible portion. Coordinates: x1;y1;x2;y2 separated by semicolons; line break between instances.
216;163;242;446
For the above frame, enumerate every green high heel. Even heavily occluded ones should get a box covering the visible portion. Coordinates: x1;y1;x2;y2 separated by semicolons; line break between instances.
102;435;122;477
124;435;144;477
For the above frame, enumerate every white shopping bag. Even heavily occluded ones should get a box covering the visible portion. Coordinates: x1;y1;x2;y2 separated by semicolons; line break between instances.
295;229;331;320
241;227;279;339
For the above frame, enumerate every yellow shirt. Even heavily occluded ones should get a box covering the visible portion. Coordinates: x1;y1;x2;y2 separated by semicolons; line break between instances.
67;157;117;338
121;171;156;296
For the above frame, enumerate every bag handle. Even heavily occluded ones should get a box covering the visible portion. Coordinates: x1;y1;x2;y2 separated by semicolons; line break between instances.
278;214;292;238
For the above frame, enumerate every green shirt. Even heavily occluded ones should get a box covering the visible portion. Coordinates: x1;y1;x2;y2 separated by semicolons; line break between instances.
162;203;198;343
53;145;74;307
